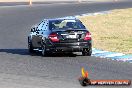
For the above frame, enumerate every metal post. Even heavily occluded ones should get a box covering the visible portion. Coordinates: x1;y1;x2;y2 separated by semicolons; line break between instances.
29;0;32;6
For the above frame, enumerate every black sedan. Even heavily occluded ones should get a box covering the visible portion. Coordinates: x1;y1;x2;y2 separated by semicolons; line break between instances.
28;17;92;56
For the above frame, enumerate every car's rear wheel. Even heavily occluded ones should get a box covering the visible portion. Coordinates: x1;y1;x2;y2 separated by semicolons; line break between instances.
41;44;48;56
82;48;92;56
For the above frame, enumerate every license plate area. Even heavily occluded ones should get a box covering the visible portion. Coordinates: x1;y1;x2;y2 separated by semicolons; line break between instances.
66;34;77;39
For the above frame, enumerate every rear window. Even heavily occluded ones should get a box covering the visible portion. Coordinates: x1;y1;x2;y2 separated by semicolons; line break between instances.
49;19;86;30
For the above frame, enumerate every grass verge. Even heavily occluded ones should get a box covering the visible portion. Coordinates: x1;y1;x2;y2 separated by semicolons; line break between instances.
79;8;132;54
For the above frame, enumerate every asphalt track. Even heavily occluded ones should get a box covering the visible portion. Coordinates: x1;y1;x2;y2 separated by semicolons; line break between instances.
0;1;132;88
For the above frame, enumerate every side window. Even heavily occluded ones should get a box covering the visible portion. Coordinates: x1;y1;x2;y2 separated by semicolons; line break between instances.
41;20;49;31
37;21;44;31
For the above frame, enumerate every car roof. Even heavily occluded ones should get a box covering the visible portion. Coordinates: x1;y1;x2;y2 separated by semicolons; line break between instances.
43;16;78;21
32;17;79;28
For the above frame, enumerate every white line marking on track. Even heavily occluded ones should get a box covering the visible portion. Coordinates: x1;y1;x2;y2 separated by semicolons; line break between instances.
105;53;125;58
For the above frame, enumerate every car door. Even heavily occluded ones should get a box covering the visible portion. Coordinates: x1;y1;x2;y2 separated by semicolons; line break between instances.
32;20;49;48
32;21;44;48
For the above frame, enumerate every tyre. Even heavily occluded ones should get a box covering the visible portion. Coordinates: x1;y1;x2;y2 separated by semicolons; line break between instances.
28;39;34;53
41;44;47;56
82;48;92;56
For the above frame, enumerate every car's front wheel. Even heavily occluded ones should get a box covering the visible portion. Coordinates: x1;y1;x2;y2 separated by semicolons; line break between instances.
82;48;92;56
28;41;34;53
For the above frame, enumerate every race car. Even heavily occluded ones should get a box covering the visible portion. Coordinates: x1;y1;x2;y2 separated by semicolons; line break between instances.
28;17;92;56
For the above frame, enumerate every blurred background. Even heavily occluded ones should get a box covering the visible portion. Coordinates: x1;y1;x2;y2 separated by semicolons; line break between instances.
0;0;115;2
0;0;82;2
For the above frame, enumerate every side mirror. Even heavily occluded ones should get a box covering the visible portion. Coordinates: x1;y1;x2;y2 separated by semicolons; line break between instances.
31;28;33;32
31;27;36;32
31;28;34;32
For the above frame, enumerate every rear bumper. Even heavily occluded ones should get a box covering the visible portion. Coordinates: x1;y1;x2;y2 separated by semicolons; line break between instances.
46;42;92;52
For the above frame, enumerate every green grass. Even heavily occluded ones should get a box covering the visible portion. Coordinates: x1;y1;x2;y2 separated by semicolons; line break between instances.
79;8;132;54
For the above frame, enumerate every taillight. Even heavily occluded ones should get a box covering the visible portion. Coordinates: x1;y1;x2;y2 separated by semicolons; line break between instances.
84;32;91;40
49;33;59;42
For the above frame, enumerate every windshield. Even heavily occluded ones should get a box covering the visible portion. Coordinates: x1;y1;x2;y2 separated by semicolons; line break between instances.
49;19;86;30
